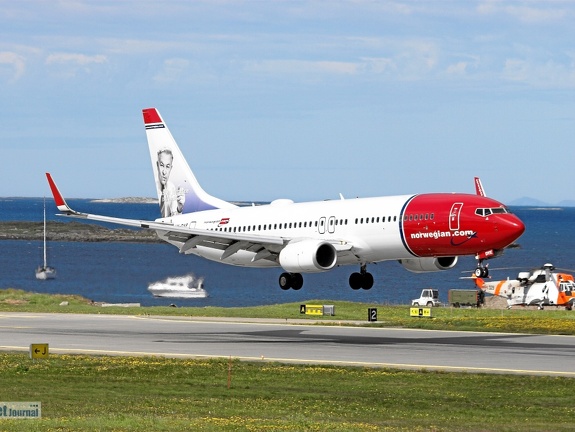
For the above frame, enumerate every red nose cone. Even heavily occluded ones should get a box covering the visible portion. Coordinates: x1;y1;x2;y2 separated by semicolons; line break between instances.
498;214;525;247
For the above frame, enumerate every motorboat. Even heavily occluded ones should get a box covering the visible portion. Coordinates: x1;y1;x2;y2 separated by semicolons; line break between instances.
148;275;208;298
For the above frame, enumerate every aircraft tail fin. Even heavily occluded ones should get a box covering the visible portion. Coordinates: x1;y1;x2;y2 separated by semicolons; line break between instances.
143;108;236;216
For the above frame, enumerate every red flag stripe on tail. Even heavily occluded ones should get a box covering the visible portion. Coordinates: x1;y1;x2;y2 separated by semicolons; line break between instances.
143;108;162;124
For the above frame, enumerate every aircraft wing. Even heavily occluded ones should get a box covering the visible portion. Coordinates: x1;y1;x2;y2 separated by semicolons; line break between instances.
46;173;351;262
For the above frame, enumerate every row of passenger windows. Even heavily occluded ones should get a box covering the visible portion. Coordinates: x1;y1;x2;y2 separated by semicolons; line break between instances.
354;215;399;224
403;213;435;222
208;214;414;233
210;220;349;233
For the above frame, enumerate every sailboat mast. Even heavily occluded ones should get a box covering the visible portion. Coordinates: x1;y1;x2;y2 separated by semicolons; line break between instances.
43;197;47;267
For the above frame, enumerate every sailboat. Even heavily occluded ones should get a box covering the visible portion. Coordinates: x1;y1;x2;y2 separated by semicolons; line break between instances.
35;198;56;280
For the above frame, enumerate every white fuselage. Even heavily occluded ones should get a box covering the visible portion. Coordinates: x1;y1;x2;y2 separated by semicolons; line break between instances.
156;195;411;267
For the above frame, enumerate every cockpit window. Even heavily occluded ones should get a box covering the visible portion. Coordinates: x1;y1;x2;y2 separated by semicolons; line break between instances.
475;207;509;217
491;207;508;214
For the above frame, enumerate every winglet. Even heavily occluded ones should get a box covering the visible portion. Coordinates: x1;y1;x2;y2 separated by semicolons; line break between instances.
474;177;486;197
45;173;77;214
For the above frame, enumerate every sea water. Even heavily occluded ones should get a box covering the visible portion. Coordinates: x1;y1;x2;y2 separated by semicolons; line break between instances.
0;198;573;307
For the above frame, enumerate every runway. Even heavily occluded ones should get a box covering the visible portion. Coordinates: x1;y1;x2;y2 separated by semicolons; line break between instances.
1;312;575;377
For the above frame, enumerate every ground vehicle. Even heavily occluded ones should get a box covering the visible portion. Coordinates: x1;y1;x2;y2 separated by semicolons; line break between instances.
412;289;441;307
448;289;484;307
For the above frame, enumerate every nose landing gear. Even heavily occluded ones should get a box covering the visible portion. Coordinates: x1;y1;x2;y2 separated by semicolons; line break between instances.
474;262;489;278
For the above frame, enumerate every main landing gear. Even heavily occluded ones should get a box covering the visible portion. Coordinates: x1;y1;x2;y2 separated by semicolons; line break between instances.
278;265;375;291
349;264;374;290
279;272;303;290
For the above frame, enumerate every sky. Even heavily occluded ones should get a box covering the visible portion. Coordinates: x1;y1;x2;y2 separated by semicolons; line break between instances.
1;0;574;204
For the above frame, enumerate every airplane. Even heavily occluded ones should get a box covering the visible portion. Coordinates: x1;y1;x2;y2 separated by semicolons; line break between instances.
45;107;525;291
474;264;575;310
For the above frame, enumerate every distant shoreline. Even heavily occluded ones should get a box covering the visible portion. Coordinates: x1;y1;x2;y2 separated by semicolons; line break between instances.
0;221;160;243
91;197;158;204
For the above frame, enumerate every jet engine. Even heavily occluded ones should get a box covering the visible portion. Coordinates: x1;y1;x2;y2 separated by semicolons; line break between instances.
279;240;337;273
399;257;458;273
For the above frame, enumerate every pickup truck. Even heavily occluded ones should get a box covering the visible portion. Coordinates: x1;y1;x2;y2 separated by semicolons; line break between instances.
411;289;442;307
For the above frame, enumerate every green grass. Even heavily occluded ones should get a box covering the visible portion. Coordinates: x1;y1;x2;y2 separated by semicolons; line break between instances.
2;289;575;430
2;288;575;335
1;353;574;431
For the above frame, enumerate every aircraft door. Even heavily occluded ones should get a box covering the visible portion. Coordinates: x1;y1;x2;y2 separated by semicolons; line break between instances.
318;217;326;234
328;216;336;234
318;216;336;235
449;203;463;231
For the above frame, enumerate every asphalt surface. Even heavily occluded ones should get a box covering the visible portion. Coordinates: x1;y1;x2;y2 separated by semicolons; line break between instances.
1;312;575;376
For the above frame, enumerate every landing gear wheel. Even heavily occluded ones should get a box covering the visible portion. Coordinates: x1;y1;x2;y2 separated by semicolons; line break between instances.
362;272;374;290
279;273;291;290
474;266;489;278
291;273;303;290
349;272;363;290
349;269;374;290
279;272;303;290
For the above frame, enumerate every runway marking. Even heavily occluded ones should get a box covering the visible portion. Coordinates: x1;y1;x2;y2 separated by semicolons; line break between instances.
0;326;33;329
2;345;575;377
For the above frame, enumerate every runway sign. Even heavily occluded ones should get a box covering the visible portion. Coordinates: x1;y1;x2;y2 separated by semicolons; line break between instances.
29;344;49;359
410;307;432;318
300;305;323;315
368;308;378;322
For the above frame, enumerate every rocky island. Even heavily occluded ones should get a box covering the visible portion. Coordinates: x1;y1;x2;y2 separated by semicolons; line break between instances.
0;221;161;243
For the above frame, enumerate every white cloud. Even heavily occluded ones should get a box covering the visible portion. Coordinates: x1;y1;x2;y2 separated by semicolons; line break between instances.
245;60;359;75
153;58;191;83
361;57;396;74
503;58;575;88
44;52;107;78
446;62;468;75
0;51;26;81
477;0;569;23
46;53;107;65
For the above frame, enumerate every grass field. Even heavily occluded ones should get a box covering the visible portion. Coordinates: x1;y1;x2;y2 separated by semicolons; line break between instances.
1;353;575;431
2;288;575;430
2;288;575;335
